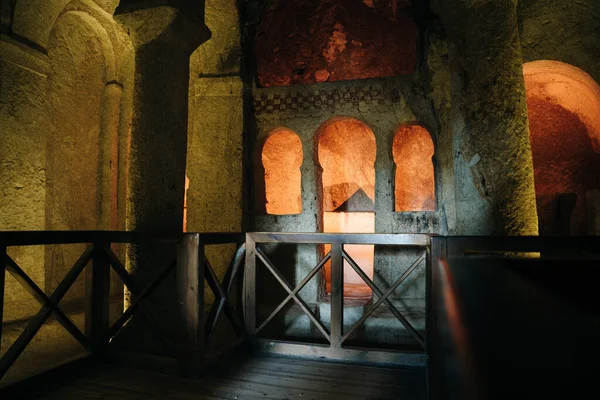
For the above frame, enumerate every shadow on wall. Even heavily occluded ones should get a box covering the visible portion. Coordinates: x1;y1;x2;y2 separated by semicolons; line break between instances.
523;60;600;235
316;117;376;299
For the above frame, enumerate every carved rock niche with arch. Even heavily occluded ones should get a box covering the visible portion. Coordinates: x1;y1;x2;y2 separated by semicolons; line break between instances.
393;124;435;212
316;117;376;299
43;6;133;306
262;128;303;215
523;60;600;235
45;11;110;301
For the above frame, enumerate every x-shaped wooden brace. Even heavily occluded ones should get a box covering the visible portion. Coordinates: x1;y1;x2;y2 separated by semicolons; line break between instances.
0;247;93;379
203;244;246;347
103;249;176;347
255;248;331;342
341;249;426;348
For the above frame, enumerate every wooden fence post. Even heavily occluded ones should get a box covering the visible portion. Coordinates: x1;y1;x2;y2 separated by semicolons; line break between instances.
177;233;204;376
244;234;256;338
428;236;447;400
330;242;343;348
86;241;111;355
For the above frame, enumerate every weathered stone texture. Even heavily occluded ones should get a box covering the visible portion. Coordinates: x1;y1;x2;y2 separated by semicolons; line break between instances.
523;61;600;235
426;35;457;233
187;77;244;280
253;76;443;305
110;5;210;354
431;0;539;235
317;118;376;212
255;0;417;86
44;13;106;304
518;0;600;83
186;0;244;289
393;125;435;212
1;0;132;331
191;0;240;76
1;38;49;321
262;128;303;215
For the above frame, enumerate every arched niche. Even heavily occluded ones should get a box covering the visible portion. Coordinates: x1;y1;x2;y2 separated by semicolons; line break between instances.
523;60;600;235
316;117;377;211
44;10;117;303
262;128;303;215
11;0;121;53
316;117;376;299
393;124;435;212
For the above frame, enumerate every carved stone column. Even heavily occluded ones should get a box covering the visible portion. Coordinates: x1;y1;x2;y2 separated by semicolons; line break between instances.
431;0;539;235
114;3;210;353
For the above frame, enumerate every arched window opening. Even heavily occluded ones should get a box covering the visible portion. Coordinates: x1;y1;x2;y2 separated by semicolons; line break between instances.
317;118;376;299
393;125;435;212
523;60;600;235
262;128;303;215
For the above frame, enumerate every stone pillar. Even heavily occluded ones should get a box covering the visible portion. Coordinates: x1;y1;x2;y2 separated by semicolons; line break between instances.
113;4;210;353
0;36;49;321
431;0;539;235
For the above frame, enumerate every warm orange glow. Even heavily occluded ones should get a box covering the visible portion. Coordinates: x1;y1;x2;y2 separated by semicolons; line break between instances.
317;118;376;211
523;61;600;235
393;125;435;211
439;259;481;397
255;0;417;86
262;128;303;215
183;174;190;232
323;212;375;298
317;118;376;298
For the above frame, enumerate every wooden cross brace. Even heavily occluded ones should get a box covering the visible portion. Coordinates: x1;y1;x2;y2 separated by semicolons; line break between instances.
255;248;331;342
0;247;93;379
203;243;246;347
341;249;426;348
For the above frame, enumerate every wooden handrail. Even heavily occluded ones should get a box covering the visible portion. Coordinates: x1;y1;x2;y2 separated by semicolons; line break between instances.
426;236;600;399
0;231;244;246
3;231;600;386
247;232;429;245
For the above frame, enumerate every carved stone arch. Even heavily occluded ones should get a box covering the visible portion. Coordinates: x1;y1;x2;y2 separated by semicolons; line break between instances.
61;0;133;81
261;127;304;215
315;117;377;299
44;5;119;302
53;10;116;81
392;123;435;212
10;1;130;81
314;117;377;212
523;60;600;235
11;0;72;49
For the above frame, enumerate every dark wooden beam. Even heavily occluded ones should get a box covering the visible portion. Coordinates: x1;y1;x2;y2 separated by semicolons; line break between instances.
176;233;204;377
86;242;111;355
330;242;344;348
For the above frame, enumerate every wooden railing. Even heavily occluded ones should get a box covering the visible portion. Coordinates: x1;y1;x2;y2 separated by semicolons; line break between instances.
0;231;181;381
4;231;599;388
176;233;245;376
0;231;244;382
244;232;430;365
427;236;600;400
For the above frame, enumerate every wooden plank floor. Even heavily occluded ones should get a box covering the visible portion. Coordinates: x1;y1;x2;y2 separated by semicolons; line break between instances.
3;355;427;400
